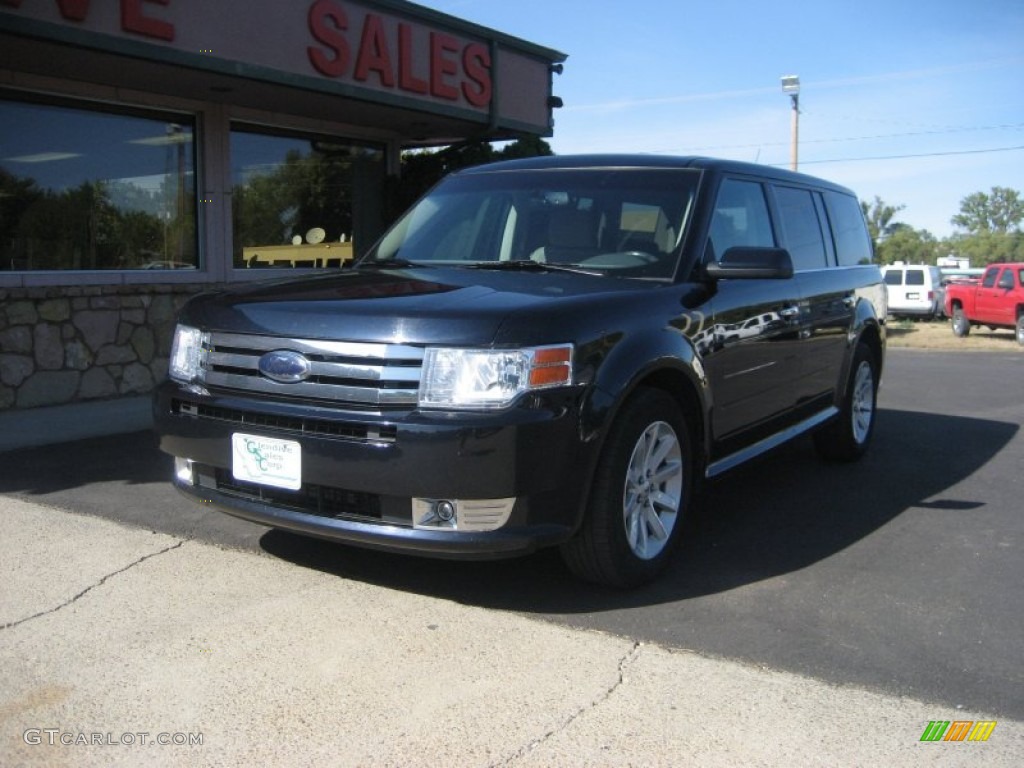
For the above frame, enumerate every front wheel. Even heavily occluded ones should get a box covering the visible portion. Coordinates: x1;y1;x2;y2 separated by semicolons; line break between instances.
952;307;971;337
814;343;878;462
560;388;692;588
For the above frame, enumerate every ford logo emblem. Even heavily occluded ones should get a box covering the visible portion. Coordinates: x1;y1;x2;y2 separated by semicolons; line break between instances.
258;350;311;383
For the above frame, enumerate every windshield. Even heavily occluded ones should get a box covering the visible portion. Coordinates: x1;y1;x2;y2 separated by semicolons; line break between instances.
364;167;700;280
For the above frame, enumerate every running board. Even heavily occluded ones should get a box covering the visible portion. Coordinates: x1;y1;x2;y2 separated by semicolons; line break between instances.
705;407;839;479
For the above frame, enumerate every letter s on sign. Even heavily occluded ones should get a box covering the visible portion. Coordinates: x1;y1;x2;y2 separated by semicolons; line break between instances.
461;43;491;108
308;0;350;78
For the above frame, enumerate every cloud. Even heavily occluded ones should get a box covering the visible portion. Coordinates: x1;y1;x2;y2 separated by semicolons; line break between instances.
564;56;1024;114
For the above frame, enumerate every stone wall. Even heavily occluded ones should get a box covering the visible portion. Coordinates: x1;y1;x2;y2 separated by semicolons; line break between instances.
0;284;207;410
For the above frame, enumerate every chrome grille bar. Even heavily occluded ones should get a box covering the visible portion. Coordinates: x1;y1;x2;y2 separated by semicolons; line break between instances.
203;332;423;406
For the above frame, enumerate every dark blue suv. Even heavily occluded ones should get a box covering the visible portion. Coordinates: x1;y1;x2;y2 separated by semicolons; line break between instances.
155;156;885;587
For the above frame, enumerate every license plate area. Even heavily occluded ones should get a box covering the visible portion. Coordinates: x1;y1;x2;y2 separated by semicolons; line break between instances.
906;292;920;300
231;433;301;490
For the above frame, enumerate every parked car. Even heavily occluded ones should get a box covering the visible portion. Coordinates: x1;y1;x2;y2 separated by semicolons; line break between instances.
155;156;886;587
882;264;943;318
945;262;1024;345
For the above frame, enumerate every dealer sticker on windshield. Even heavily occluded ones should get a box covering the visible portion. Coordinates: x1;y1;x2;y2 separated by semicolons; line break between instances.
231;433;302;490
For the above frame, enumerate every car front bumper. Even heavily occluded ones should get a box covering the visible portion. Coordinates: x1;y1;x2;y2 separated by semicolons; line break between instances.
154;381;587;558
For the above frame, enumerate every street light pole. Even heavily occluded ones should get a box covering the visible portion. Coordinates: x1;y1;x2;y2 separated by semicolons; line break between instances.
781;75;800;172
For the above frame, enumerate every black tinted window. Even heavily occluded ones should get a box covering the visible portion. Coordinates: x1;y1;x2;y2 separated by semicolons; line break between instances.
707;179;775;259
824;191;873;266
884;270;902;285
982;268;998;288
906;270;925;286
997;270;1014;289
773;186;827;270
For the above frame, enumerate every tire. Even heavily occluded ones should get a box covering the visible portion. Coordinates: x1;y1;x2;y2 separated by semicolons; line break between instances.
560;388;693;588
814;343;878;463
951;307;971;337
1017;315;1024;347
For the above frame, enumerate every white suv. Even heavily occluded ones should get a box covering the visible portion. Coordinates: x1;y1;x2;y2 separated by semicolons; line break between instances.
882;264;942;318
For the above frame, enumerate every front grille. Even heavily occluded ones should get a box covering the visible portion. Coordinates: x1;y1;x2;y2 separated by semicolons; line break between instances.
212;468;383;522
202;332;423;407
172;400;397;444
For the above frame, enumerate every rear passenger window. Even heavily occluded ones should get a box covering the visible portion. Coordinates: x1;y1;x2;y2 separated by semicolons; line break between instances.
884;270;902;285
773;186;828;270
824;191;873;266
906;270;925;286
707;179;775;260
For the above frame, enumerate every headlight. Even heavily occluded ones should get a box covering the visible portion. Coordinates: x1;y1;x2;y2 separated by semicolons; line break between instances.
169;324;208;383
419;344;573;409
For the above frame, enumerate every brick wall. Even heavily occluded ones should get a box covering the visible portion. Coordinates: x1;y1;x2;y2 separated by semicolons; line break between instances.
0;284;207;410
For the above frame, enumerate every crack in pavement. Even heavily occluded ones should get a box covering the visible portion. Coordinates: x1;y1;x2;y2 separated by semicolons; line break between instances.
495;640;643;767
0;540;185;631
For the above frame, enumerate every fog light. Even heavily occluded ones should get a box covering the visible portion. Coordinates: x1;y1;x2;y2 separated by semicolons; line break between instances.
175;457;194;485
436;500;456;523
412;497;516;532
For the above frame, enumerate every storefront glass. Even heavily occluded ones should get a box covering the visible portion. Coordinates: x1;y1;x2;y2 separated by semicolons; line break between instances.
0;95;197;271
230;127;386;269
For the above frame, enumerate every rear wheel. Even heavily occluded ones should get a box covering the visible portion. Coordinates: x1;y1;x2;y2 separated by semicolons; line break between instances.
560;388;692;588
814;343;878;462
1016;315;1024;346
952;307;971;337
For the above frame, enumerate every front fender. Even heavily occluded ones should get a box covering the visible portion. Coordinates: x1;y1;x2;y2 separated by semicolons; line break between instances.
578;325;709;464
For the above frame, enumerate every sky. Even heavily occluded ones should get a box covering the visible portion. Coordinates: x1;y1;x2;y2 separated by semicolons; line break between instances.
422;0;1024;240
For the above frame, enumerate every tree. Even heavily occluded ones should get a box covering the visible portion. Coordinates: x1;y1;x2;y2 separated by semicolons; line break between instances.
876;226;939;266
950;186;1023;234
860;196;905;247
387;137;553;223
944;231;1024;266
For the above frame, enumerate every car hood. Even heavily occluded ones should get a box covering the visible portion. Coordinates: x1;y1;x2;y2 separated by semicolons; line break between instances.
179;266;664;345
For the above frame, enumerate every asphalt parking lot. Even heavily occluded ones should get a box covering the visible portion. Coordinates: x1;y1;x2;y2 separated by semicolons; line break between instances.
1;347;1022;763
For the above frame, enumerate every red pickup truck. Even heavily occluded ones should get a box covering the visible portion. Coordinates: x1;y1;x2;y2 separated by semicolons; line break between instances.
944;263;1024;345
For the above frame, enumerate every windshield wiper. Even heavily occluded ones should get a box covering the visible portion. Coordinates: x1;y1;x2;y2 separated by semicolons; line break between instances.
465;260;601;276
357;257;429;269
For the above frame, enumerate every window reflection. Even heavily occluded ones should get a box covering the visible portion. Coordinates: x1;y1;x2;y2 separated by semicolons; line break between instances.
0;96;197;271
230;128;385;269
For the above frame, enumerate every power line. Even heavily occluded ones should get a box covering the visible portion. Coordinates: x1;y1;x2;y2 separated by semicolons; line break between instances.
772;144;1024;166
652;122;1024;155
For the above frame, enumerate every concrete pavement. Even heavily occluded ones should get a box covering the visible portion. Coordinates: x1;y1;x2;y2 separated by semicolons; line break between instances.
2;494;1021;767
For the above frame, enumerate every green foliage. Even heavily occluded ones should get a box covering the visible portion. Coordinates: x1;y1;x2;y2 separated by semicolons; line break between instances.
233;147;357;261
4;180;184;269
860;195;905;246
944;231;1024;265
876;226;939;266
951;187;1024;234
861;188;1024;268
387;137;554;223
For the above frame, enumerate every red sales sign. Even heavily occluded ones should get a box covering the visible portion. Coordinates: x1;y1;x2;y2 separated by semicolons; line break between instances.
307;0;491;107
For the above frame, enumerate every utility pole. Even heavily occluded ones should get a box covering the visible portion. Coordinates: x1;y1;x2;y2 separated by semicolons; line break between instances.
781;75;800;172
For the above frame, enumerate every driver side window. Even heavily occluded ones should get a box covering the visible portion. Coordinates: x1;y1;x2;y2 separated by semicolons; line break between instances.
707;179;775;261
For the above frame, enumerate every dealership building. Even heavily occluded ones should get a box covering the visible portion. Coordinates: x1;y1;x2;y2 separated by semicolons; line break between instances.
0;0;565;413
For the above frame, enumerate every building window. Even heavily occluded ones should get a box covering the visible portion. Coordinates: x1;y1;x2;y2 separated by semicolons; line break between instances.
230;127;386;269
0;95;197;271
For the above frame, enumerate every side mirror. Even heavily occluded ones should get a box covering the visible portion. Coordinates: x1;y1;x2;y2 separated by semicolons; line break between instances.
705;247;794;280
